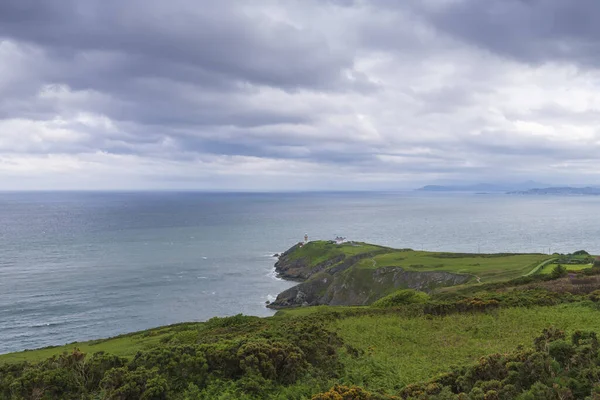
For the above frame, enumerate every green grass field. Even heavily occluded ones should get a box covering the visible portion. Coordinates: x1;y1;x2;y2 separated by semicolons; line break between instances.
292;241;553;284
538;263;593;275
357;250;551;283
0;324;188;364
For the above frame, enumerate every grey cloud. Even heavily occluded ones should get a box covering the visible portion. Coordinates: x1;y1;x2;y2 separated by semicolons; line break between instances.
0;0;356;90
420;0;600;67
0;0;599;189
0;0;373;168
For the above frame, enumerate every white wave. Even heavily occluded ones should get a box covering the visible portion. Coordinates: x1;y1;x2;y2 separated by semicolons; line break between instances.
263;252;280;258
197;276;208;279
266;294;277;303
266;268;283;281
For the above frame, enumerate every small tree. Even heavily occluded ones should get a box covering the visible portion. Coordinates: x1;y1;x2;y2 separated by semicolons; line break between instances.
550;264;567;279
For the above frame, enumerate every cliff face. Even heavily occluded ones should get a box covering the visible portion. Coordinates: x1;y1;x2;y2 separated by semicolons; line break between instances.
268;266;469;308
269;242;471;309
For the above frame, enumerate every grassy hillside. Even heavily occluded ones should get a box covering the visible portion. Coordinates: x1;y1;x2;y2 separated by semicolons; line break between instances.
3;243;600;399
335;303;600;389
5;302;600;383
4;281;600;399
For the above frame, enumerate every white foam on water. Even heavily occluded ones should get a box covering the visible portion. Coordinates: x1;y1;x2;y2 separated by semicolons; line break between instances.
266;268;283;281
262;252;280;258
266;294;277;303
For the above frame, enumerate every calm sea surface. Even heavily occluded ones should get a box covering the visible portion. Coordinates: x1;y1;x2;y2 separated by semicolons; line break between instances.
1;191;600;354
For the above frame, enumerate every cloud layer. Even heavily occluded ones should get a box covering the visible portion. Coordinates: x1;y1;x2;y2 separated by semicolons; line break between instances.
1;0;600;190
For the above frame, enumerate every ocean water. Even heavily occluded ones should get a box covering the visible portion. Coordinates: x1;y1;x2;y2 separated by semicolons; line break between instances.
2;191;600;354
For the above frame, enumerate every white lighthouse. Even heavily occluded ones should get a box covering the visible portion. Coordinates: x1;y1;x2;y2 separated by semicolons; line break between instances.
304;233;308;243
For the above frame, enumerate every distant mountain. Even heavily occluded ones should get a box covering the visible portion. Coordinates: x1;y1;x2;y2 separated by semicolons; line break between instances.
417;181;547;192
509;187;600;196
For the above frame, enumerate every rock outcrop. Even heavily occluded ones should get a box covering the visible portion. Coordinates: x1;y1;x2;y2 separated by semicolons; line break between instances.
268;266;469;309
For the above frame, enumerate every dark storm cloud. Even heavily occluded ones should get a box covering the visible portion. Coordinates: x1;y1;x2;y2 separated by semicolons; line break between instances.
0;0;355;90
420;0;600;66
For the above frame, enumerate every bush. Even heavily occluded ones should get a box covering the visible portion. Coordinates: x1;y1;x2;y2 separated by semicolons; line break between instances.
129;345;208;392
312;384;395;399
100;367;168;400
550;264;567;279
372;289;430;308
573;250;590;256
237;340;307;384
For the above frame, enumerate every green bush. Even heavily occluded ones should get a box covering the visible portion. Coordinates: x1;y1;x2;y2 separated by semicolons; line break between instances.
237;340;307;384
550;264;567;279
129;345;208;392
372;289;430;308
100;366;168;400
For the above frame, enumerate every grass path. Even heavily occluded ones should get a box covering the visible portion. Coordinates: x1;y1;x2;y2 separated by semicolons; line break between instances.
524;258;557;276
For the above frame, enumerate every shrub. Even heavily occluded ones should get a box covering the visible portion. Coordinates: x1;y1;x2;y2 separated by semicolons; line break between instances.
312;384;396;399
100;367;168;400
237;340;307;384
372;289;430;308
550;265;567;280
129;345;208;392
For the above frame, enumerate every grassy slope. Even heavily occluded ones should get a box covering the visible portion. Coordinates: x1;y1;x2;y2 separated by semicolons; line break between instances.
0;324;191;364
334;303;600;391
5;303;600;393
357;251;551;283
286;241;389;267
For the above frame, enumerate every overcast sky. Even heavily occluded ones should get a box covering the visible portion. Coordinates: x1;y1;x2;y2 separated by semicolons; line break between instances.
1;0;599;190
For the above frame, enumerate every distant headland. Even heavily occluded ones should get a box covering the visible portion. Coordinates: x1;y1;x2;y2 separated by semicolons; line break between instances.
417;183;600;196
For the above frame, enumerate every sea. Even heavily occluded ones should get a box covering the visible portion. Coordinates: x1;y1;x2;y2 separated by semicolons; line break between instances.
2;191;600;354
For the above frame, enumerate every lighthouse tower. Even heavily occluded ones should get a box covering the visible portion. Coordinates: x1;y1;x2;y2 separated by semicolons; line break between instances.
304;233;309;243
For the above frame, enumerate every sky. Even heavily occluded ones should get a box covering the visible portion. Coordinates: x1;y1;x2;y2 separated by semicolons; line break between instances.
1;0;600;191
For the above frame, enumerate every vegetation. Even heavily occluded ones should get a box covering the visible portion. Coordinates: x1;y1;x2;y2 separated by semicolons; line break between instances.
4;244;600;398
371;289;430;308
5;288;600;398
280;241;553;284
284;241;389;269
361;251;551;283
